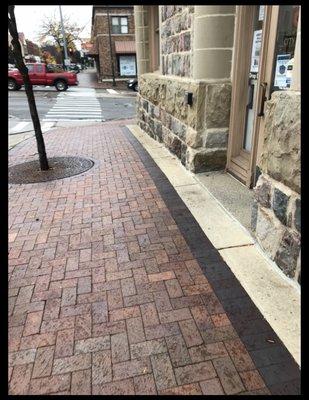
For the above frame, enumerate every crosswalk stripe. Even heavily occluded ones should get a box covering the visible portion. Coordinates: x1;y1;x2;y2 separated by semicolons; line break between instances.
53;107;100;109
10;121;29;133
42;118;103;122
55;101;99;104
42;122;54;130
106;89;118;94
9;121;55;134
46;109;101;113
44;113;101;116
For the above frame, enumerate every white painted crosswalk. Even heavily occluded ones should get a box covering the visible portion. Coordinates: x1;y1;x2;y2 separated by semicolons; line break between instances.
43;88;104;122
9;121;55;135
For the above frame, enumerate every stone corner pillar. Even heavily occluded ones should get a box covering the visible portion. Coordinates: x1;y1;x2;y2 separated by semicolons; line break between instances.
252;90;301;283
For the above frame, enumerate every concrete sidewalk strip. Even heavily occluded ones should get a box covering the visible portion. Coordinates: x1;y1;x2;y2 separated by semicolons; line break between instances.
8;120;300;395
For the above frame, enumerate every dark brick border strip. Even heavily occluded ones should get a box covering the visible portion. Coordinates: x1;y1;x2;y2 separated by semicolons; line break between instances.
122;126;301;395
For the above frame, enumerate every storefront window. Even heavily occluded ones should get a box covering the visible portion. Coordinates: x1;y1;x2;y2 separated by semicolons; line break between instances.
271;5;299;92
119;55;136;76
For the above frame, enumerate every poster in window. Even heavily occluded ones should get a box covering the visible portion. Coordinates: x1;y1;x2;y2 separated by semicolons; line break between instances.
250;30;262;73
119;56;136;76
274;54;290;88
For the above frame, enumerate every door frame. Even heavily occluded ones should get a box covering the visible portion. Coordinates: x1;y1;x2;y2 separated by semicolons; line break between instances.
227;5;279;187
252;6;279;183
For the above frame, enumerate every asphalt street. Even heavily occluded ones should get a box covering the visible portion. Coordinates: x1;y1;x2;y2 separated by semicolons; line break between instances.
9;88;136;122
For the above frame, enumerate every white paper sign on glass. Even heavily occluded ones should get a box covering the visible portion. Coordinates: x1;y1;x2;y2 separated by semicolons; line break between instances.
274;54;291;88
259;6;265;21
250;30;262;73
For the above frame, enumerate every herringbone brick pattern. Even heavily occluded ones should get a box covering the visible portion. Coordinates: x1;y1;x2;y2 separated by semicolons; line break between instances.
8;121;295;395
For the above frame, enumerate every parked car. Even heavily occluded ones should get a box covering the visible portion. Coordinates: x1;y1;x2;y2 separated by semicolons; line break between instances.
67;64;80;73
8;63;78;91
47;64;65;72
127;78;138;92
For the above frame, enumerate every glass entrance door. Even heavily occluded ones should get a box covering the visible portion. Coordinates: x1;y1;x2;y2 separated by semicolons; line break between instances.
243;8;263;153
227;6;266;187
227;5;300;188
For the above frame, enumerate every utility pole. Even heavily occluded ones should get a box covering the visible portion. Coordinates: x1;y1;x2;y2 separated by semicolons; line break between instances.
59;5;69;70
107;7;116;86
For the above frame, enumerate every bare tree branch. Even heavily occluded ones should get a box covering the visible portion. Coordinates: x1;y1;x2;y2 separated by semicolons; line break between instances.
38;13;83;53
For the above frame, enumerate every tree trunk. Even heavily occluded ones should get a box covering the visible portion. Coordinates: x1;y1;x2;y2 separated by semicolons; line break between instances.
8;6;49;171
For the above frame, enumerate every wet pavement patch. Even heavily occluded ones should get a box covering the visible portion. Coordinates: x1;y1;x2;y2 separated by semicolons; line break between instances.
9;156;94;184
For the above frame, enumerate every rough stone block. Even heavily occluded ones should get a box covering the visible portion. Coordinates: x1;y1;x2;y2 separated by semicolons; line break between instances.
168;135;182;159
181;143;187;166
161;110;171;129
205;84;231;129
255;207;285;259
274;230;300;278
171;117;186;141
154;106;160;118
294;198;301;232
148;117;155;134
205;129;228;148
149;103;154;117
259;91;300;193
154;120;163;141
186;148;227;173
172;54;181;76
254;177;271;208
142;100;149;112
273;188;290;226
251;200;258;231
183;32;191;51
185;128;202;149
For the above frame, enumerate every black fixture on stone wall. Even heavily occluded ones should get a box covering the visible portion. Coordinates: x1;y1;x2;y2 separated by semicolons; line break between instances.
185;92;193;106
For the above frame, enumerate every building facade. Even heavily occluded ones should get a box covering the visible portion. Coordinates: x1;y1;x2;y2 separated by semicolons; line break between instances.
91;5;137;82
8;31;28;59
135;5;301;283
26;40;41;57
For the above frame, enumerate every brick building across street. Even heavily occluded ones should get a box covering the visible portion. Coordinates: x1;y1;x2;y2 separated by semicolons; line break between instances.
90;5;137;84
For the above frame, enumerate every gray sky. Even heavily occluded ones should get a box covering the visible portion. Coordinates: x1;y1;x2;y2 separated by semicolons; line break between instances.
14;6;92;50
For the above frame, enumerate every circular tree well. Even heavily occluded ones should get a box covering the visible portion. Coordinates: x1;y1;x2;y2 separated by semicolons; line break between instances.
9;156;94;184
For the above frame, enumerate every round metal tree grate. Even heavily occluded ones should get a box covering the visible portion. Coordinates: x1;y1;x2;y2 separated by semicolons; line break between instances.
9;156;94;184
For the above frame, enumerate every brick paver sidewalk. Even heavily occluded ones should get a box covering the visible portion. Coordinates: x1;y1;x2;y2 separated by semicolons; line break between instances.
8;120;300;395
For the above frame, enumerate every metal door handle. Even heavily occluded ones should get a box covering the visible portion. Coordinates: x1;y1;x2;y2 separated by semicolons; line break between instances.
258;82;267;117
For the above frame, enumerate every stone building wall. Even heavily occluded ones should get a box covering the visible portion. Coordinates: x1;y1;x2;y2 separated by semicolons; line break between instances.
251;91;301;282
135;5;235;173
135;5;301;283
160;6;194;77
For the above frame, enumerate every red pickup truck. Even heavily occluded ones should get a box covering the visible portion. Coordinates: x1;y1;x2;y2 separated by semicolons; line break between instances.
8;63;78;91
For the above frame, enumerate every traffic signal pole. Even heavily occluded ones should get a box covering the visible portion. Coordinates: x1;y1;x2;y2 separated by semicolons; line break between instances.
107;7;116;87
